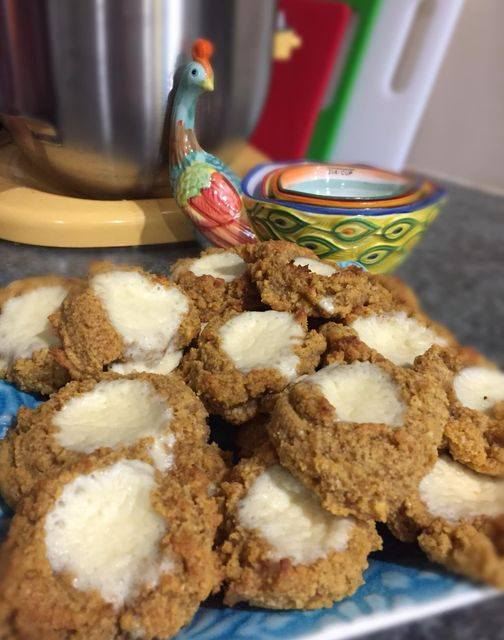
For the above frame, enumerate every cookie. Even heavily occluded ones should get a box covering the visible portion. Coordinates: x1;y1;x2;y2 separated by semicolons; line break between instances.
0;453;222;639
171;247;261;322
219;446;381;609
248;240;395;319
51;262;199;379
268;355;449;521
182;309;325;424
0;276;79;394
388;455;504;588
418;346;504;476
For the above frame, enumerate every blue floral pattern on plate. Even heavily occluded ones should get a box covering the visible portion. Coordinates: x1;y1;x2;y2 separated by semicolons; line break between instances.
0;381;492;640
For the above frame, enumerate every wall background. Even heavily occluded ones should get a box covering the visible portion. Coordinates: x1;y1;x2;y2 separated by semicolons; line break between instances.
407;0;504;195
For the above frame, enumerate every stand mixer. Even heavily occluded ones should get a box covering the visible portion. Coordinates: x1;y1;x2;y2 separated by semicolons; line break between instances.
0;0;275;247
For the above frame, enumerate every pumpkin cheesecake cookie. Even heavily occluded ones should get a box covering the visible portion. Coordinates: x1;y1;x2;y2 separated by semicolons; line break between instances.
182;309;325;424
0;276;79;394
219;446;381;609
0;453;222;640
51;262;199;380
248;240;395;319
0;372;218;506
320;304;454;368
388;455;504;588
268;355;449;521
418;346;504;476
171;246;261;322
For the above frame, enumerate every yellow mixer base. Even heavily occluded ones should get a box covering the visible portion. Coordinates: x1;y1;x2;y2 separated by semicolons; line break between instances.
0;140;267;248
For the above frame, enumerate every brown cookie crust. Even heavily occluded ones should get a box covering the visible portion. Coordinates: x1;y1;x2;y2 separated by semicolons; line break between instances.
181;309;326;424
0;372;210;507
248;240;396;319
423;346;504;477
219;446;381;609
418;517;504;589
171;247;261;323
267;357;449;521
50;262;199;380
374;274;421;312
0;276;80;395
0;451;222;640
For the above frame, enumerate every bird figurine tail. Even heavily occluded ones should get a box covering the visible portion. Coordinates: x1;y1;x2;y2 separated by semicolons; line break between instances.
169;38;257;248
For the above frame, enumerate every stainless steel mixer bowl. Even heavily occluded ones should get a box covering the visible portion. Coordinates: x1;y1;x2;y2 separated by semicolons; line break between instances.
0;0;276;198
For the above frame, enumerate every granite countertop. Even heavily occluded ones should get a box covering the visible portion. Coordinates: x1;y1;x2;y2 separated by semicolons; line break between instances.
0;181;503;639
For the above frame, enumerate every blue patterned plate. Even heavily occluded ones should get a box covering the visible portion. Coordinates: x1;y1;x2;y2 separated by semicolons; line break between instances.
0;381;494;640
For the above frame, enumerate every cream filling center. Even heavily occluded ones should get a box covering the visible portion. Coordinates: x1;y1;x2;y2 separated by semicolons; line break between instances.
44;460;174;608
219;310;304;381
420;456;504;522
91;271;189;369
188;252;246;282
292;257;337;277
0;285;67;364
351;311;448;366
453;366;504;412
305;361;405;426
53;379;174;470
110;350;183;376
238;465;354;565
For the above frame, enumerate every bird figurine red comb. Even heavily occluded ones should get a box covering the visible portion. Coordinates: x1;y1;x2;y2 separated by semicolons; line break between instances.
192;38;214;76
169;38;256;248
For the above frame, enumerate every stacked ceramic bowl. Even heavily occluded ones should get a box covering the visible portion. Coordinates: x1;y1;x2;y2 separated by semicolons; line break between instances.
242;162;445;273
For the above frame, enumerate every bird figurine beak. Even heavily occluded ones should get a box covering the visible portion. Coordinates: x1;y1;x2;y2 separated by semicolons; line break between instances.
201;76;214;92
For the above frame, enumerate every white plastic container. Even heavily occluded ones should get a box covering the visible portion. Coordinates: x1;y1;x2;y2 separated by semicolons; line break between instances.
330;0;464;171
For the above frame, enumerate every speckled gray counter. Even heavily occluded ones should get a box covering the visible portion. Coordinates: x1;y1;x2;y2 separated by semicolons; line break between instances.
0;181;503;639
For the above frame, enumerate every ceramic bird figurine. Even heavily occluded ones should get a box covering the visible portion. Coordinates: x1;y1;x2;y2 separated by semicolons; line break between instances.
169;39;256;248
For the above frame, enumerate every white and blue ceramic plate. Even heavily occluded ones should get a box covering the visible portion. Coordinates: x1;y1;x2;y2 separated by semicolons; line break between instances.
0;381;494;640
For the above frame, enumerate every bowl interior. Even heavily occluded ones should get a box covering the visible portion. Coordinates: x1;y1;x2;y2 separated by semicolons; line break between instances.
277;164;416;201
244;164;443;216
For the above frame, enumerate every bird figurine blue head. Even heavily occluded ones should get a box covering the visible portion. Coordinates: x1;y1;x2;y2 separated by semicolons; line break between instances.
169;38;256;248
187;39;215;92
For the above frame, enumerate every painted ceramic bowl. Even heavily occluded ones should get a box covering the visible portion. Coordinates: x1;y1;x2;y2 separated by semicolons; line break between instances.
243;163;446;274
262;163;427;209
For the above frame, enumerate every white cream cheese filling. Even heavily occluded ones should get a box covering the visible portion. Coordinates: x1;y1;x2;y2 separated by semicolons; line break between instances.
0;285;67;365
292;257;337;277
188;251;246;282
110;350;183;376
419;456;504;522
305;361;405;427
453;366;504;413
351;311;448;366
318;296;336;314
219;310;304;381
53;379;175;470
91;270;189;368
44;460;174;608
238;465;354;565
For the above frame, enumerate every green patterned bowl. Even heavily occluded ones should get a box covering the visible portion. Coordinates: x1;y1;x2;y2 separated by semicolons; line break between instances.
242;163;446;274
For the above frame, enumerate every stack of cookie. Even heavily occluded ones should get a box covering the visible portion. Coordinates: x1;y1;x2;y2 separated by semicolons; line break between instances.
0;269;225;639
0;241;502;639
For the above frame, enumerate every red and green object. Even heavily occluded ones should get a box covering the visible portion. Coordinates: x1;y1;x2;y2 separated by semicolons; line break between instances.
308;0;383;161
251;0;351;160
169;39;256;248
